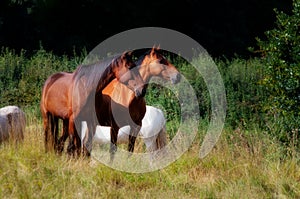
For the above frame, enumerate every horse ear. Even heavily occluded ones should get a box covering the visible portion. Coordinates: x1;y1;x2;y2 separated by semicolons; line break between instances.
150;45;160;57
126;50;133;57
151;44;160;49
121;51;133;60
150;47;156;57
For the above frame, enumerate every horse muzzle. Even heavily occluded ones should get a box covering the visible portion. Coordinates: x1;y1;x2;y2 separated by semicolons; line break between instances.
134;86;147;98
170;73;181;84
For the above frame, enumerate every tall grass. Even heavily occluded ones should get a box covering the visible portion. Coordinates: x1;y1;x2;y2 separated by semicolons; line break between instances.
0;110;299;198
0;48;299;198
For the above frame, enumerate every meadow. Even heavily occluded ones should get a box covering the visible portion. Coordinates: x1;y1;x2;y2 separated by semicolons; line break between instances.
0;109;299;198
0;48;299;198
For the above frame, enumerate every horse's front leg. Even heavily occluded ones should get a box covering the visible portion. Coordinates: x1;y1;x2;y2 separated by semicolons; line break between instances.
128;123;141;153
110;125;119;163
73;128;81;157
82;123;94;157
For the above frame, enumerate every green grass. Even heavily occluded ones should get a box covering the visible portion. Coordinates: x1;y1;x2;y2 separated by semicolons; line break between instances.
0;48;299;198
0;110;299;199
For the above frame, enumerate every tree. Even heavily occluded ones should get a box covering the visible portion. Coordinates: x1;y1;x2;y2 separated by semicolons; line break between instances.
256;0;300;145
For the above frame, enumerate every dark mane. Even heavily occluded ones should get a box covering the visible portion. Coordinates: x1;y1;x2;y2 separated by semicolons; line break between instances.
135;49;149;65
72;55;120;94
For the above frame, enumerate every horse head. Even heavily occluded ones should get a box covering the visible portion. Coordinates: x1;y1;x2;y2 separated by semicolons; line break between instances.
111;51;146;98
138;47;181;85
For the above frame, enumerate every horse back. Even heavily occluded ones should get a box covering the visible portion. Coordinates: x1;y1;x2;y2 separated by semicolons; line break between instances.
41;72;73;119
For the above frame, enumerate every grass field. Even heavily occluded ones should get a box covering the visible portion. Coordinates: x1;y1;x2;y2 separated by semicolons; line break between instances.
0;109;299;199
0;48;299;198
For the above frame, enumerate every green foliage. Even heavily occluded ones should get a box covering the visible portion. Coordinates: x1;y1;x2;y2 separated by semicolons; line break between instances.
255;0;300;144
145;55;210;132
0;47;84;107
0;48;266;129
218;58;267;129
0;45;296;150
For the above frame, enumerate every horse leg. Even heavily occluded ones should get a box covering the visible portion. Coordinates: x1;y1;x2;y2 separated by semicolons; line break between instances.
82;122;95;157
145;136;158;153
67;118;82;157
157;126;167;149
128;123;141;153
154;127;168;160
45;113;55;152
50;114;56;150
110;125;119;162
67;115;76;156
57;119;69;154
53;116;59;152
74;128;82;157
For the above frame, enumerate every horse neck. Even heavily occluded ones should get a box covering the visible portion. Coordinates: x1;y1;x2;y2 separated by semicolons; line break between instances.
112;81;137;106
139;64;152;83
96;65;115;93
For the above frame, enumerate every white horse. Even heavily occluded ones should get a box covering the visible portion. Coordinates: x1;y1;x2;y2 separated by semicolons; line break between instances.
0;106;26;144
81;105;167;153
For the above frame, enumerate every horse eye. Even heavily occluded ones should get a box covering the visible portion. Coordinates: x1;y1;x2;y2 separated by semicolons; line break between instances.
159;59;168;65
128;63;135;69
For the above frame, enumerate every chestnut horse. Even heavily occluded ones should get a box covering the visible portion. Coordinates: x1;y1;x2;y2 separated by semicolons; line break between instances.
40;51;145;155
91;47;181;161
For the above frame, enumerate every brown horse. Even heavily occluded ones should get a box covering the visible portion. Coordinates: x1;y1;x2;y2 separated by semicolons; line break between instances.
40;51;145;155
92;47;181;161
40;72;73;152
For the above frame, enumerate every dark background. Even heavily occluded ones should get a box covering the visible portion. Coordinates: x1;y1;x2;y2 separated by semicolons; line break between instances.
0;0;292;57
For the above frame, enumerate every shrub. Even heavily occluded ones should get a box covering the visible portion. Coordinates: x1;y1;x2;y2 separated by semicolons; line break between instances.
255;0;300;145
0;47;82;107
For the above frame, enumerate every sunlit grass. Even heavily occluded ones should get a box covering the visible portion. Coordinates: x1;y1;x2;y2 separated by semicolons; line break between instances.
0;109;299;198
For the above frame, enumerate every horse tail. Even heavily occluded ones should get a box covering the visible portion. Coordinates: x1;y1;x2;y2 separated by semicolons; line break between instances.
45;112;58;152
44;112;52;151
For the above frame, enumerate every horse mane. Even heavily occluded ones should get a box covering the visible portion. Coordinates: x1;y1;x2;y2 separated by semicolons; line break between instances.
72;55;118;94
96;58;119;93
135;49;151;66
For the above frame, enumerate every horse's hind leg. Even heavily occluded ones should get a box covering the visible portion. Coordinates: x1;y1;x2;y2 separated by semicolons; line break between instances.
57;119;69;153
44;113;54;152
67;115;83;157
155;127;168;160
157;126;167;150
53;116;59;151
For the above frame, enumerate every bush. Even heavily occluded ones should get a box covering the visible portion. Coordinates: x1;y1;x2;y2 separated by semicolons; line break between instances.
218;58;266;129
0;47;83;107
255;0;300;145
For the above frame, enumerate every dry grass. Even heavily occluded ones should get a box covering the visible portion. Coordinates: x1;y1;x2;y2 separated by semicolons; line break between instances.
0;109;299;198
